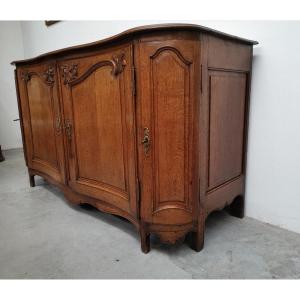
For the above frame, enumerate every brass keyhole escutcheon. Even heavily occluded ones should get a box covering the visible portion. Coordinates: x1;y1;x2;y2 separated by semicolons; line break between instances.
55;116;62;134
141;127;150;154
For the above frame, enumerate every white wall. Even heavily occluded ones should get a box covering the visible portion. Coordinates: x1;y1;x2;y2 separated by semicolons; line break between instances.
0;21;24;150
14;21;300;234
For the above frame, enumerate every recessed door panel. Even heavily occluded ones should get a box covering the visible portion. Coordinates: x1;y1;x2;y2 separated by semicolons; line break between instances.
17;63;65;183
72;68;126;191
26;77;57;167
208;71;247;190
152;50;188;210
60;44;137;215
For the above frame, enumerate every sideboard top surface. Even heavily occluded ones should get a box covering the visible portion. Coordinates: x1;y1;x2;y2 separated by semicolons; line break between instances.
11;23;258;66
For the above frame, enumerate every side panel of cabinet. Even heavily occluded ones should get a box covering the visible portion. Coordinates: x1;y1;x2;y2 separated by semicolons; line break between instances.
136;37;200;225
208;71;247;190
202;35;252;214
16;63;65;183
59;44;138;215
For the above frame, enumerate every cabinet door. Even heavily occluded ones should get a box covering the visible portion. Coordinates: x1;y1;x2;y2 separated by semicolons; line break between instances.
59;44;138;215
136;40;200;225
17;63;65;183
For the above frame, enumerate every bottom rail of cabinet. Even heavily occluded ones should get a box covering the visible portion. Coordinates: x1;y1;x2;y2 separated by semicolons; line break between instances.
27;168;207;253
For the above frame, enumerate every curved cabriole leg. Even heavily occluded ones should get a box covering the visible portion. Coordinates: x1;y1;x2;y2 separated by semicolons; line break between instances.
29;174;35;187
226;195;245;219
140;225;150;254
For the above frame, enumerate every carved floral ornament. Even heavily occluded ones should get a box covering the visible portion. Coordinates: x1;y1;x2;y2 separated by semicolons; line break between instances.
60;53;127;85
42;66;55;85
20;71;31;82
61;63;78;85
21;66;55;85
111;53;127;76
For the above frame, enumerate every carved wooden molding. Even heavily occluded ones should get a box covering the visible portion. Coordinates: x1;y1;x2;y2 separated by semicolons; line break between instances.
111;53;127;76
21;71;32;82
61;64;79;85
65;53;127;87
21;67;55;85
42;66;55;85
150;46;192;215
151;46;192;65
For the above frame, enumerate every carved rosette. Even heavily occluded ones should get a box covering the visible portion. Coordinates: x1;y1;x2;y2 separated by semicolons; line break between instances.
42;66;55;85
111;53;126;76
21;71;31;82
61;63;78;84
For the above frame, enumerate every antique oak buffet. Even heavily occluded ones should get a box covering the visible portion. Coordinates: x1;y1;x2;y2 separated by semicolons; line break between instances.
12;24;258;253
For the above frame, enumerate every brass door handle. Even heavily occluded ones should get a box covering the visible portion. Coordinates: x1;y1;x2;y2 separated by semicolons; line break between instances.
65;120;72;140
141;127;150;154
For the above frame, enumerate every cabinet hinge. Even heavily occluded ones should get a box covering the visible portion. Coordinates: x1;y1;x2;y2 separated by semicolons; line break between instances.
132;66;136;97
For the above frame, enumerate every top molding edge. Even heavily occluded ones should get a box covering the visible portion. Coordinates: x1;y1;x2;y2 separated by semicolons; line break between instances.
11;23;258;66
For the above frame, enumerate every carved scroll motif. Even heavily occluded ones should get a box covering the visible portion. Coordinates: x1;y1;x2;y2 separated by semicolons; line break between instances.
111;53;126;76
61;63;78;85
21;71;31;82
42;66;55;85
21;67;55;85
60;53;126;86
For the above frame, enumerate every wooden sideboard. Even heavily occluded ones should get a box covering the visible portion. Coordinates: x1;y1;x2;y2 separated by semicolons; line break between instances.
12;24;258;253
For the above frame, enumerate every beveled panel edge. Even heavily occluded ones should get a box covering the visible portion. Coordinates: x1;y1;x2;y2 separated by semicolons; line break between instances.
11;23;258;66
